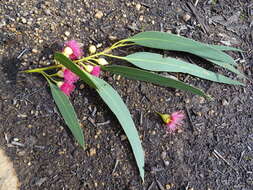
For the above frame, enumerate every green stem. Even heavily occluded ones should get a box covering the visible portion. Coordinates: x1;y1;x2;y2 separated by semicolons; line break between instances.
111;42;135;49
110;39;130;48
40;71;59;84
74;40;134;64
23;65;62;73
74;52;105;63
87;58;99;65
48;73;60;77
78;62;90;69
103;54;126;60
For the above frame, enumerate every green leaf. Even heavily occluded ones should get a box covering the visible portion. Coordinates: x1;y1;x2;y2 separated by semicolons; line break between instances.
124;52;243;86
102;65;210;99
53;55;145;180
208;44;243;52
91;76;145;181
206;59;245;78
128;31;236;65
54;52;97;89
48;80;85;147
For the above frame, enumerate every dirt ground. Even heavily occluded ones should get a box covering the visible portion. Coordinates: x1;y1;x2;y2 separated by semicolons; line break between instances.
0;0;253;190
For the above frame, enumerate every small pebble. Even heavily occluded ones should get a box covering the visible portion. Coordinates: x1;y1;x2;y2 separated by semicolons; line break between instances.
139;15;144;21
79;84;85;89
161;151;167;160
21;62;28;66
199;97;205;104
17;150;26;156
95;11;103;19
96;43;102;48
166;184;174;190
120;135;127;141
183;13;191;22
21;17;27;24
109;35;117;40
44;9;51;15
32;48;38;53
64;31;70;37
116;75;121;81
164;160;170;166
196;111;202;117
185;98;190;104
13;138;19;142
222;99;229;106
208;110;215;115
89;148;96;156
136;3;141;11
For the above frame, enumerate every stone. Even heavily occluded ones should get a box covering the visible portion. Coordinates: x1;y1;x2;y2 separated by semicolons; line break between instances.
95;11;103;19
183;13;191;22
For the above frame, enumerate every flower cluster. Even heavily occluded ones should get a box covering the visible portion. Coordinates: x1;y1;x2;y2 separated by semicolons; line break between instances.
59;40;102;96
157;111;185;133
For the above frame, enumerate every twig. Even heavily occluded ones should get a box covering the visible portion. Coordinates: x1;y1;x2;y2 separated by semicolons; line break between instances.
160;23;164;32
91;106;97;117
156;179;165;190
187;2;209;34
140;2;151;8
11;141;25;147
4;133;9;143
185;106;194;132
96;120;110;127
238;150;246;163
147;181;155;190
17;48;29;59
194;0;199;7
88;117;97;127
112;159;119;174
213;149;238;173
140;112;143;125
34;145;46;150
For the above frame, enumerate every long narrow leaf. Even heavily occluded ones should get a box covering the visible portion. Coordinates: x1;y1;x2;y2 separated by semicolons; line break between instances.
124;52;243;85
206;59;245;78
92;76;145;181
54;53;145;181
102;65;210;99
48;80;85;147
208;44;243;52
54;53;97;89
128;31;236;65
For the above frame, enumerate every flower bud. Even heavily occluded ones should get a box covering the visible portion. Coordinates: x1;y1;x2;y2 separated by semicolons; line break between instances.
97;58;109;66
85;65;94;73
57;81;64;88
57;70;64;78
156;112;171;124
62;47;73;57
89;45;96;54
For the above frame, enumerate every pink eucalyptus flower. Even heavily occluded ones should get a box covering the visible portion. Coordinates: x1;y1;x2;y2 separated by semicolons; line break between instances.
64;69;79;83
59;82;75;96
64;40;83;60
157;111;185;133
91;66;101;77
